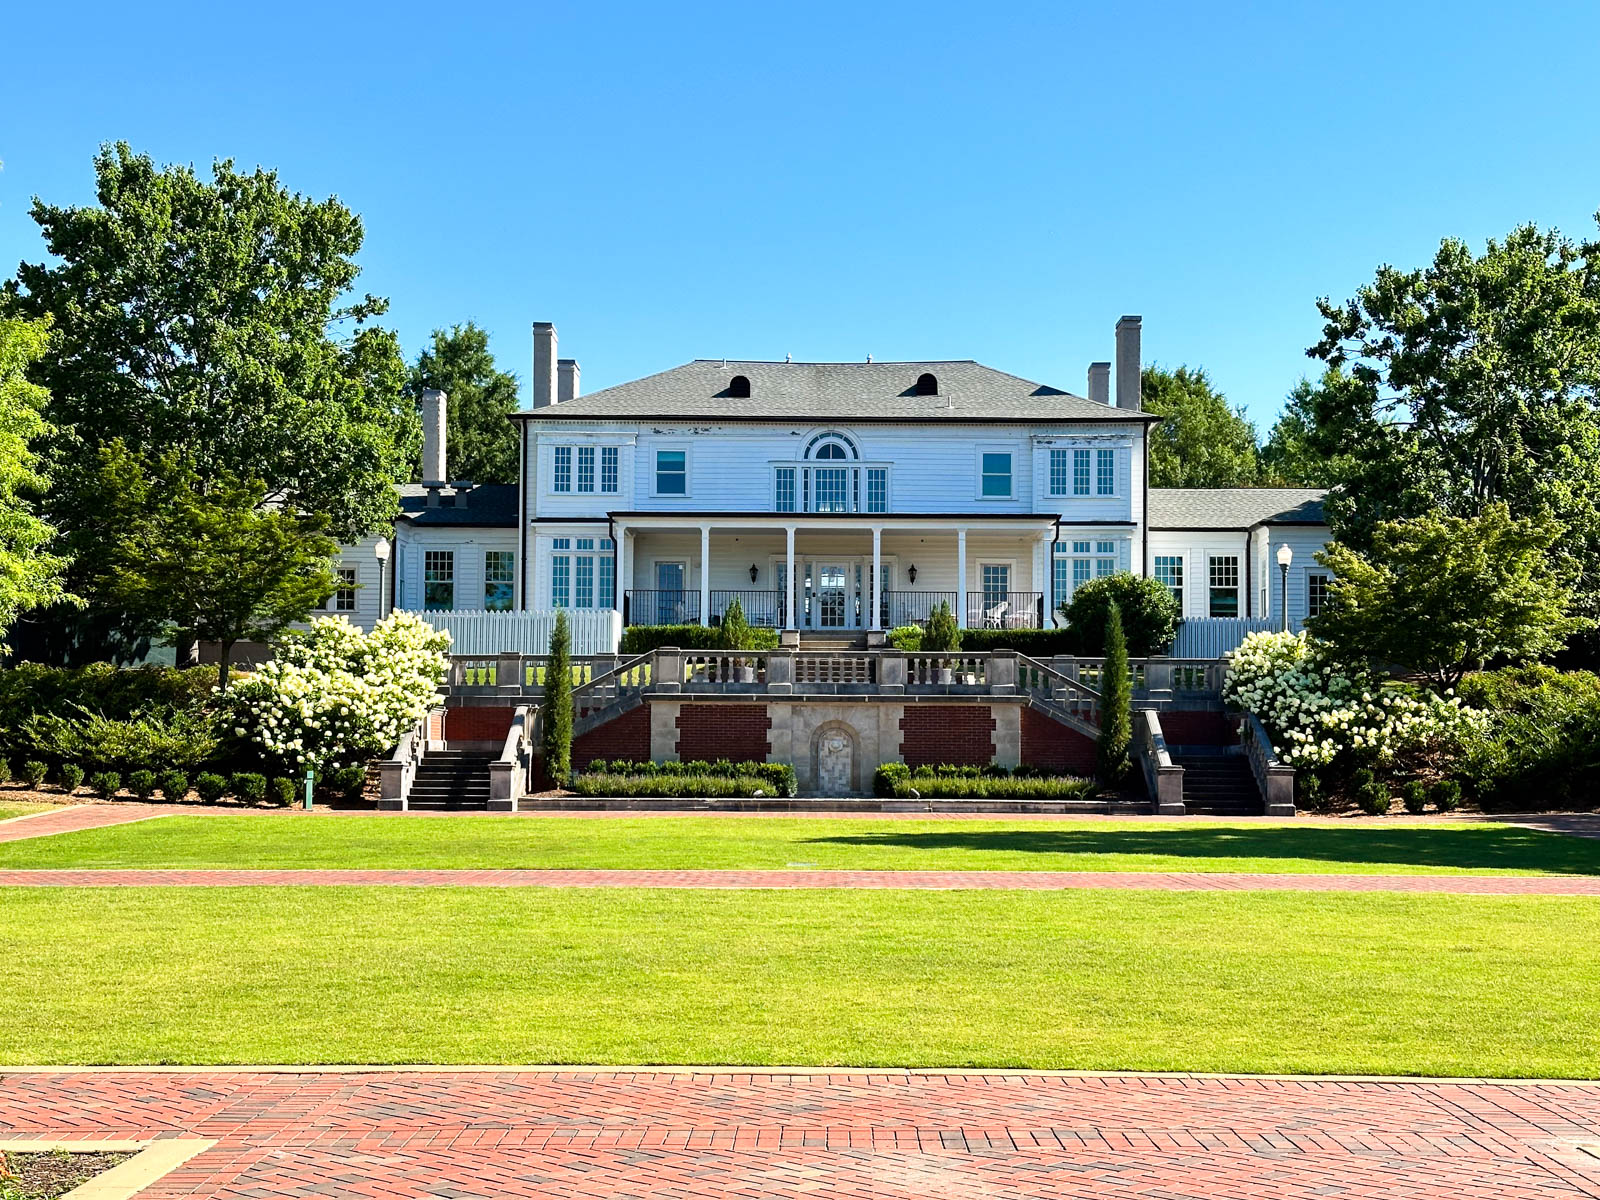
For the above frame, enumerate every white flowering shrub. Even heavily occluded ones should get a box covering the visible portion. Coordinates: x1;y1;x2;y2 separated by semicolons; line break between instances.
1223;631;1484;771
225;613;451;774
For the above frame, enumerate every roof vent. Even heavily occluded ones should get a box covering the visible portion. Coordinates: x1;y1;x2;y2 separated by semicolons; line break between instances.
915;372;938;396
728;374;751;398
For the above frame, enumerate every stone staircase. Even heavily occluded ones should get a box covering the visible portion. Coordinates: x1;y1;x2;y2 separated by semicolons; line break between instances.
406;749;494;811
1170;750;1260;816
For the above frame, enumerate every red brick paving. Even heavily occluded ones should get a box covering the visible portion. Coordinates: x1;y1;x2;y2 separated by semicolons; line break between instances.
0;803;199;843
3;1070;1599;1198
3;866;1600;893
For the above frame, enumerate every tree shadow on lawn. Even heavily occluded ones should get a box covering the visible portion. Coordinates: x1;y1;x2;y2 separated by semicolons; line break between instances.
799;825;1600;874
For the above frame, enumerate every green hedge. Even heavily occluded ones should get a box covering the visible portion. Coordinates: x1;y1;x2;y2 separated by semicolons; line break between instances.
0;663;218;760
619;625;781;654
579;758;797;797
1457;665;1600;810
873;762;1096;799
956;628;1084;656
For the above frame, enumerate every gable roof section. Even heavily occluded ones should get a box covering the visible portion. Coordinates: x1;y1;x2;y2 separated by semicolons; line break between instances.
513;359;1156;423
396;482;519;527
1148;488;1328;530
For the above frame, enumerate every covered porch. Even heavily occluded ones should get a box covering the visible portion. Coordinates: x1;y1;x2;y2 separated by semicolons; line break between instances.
612;514;1057;632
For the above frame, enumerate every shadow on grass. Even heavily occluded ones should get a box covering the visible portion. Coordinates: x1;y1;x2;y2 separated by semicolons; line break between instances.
800;825;1600;874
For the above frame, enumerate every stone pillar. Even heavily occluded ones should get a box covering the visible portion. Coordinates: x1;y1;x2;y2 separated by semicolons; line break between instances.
870;526;882;631
699;524;711;627
654;650;683;692
532;322;558;408
765;650;794;694
956;528;968;628
988;652;1017;696
785;525;797;631
649;701;681;761
879;653;906;694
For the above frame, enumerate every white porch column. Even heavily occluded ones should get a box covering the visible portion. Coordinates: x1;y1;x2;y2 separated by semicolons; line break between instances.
956;527;968;629
1039;532;1055;627
870;526;883;631
785;526;797;631
612;521;627;612
699;524;711;627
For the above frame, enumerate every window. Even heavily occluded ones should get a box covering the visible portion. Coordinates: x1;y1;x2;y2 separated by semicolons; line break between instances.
1049;449;1070;496
552;537;614;608
1096;448;1115;496
550;539;571;608
774;466;796;512
1054;539;1119;604
600;446;618;493
423;551;454;611
577;446;595;493
981;452;1012;497
1073;449;1091;496
1208;555;1240;618
598;543;615;609
866;468;887;513
331;567;357;612
553;446;572;493
1307;572;1330;619
1154;555;1183;609
655;449;686;495
1095;540;1116;576
814;467;849;512
484;551;515;611
981;563;1010;604
815;442;848;460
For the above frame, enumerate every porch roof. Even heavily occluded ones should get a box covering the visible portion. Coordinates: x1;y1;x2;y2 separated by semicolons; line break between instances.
609;511;1061;534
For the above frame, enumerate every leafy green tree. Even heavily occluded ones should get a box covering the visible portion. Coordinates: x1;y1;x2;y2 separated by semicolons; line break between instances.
1096;601;1132;787
1307;218;1600;611
0;317;69;633
5;143;417;651
1310;504;1588;690
92;442;340;689
1259;370;1366;487
541;609;574;785
1142;365;1260;487
407;322;521;483
1061;572;1180;657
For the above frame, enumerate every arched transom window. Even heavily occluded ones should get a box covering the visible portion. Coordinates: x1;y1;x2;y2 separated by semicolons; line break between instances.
804;431;858;460
775;431;886;514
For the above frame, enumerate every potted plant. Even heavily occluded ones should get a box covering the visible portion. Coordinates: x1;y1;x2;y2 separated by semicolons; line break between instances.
719;598;759;683
923;602;960;684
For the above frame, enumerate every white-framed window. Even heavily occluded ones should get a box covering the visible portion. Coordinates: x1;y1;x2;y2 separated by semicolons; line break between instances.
1307;572;1330;619
814;466;850;512
577;446;595;493
655;449;687;495
980;451;1012;498
330;566;357;612
484;551;515;611
600;446;619;493
1049;448;1070;496
1096;448;1115;495
774;466;797;512
774;461;890;513
550;539;572;608
552;445;572;493
551;536;614;608
866;468;887;513
1208;555;1240;618
980;562;1011;605
423;550;454;611
1073;449;1091;496
1154;555;1183;610
1053;539;1118;604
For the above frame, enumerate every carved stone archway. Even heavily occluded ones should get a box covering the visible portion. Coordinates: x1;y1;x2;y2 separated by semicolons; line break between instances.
809;720;861;796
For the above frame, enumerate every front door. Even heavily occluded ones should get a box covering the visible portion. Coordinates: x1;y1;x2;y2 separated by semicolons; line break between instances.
816;563;849;628
655;561;686;623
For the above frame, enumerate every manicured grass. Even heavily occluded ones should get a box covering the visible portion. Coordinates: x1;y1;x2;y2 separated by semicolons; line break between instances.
3;886;1597;1075
0;801;52;821
0;814;1596;874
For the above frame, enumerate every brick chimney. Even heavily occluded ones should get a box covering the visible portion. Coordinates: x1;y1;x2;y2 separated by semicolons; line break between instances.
1115;316;1142;411
1087;361;1110;406
420;388;447;483
532;321;558;408
558;358;581;404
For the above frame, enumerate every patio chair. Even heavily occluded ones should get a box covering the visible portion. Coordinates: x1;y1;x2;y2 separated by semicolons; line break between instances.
983;600;1009;629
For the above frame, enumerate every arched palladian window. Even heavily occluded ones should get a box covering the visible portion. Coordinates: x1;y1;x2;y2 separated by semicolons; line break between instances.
777;430;883;514
804;430;858;460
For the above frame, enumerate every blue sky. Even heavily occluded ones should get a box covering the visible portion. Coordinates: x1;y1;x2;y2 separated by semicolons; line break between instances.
3;1;1598;430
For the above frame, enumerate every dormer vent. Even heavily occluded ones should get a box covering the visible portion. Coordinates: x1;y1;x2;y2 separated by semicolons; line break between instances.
915;372;938;396
728;374;751;398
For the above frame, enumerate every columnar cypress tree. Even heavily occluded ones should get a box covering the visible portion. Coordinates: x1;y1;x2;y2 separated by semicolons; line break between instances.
924;601;960;652
1097;600;1132;787
542;609;574;785
718;596;752;651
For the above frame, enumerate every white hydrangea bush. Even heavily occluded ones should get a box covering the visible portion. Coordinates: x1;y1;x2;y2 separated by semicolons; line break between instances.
1223;631;1483;771
225;613;452;773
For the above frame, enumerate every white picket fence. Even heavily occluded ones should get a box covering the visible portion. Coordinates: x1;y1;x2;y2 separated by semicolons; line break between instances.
1169;617;1277;659
408;609;621;656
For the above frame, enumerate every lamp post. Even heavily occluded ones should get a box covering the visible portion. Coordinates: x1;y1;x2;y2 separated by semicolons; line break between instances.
1276;544;1293;632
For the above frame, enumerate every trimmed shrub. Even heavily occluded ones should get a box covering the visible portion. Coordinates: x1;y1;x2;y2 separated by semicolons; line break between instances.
1097;601;1132;787
1061;572;1181;657
325;765;367;802
194;772;228;804
88;770;122;799
127;769;157;801
923;602;960;652
885;625;923;651
573;759;797;798
22;760;47;789
1431;779;1462;812
1296;772;1330;813
872;762;1094;800
22;706;217;774
230;772;268;805
157;769;190;802
1457;665;1600;810
620;625;780;654
58;763;84;793
0;757;9;784
1351;768;1390;815
1401;780;1428;814
269;776;297;807
0;663;216;760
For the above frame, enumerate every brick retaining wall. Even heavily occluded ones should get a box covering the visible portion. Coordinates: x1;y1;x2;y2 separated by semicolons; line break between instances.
573;704;652;767
899;705;995;767
1020;707;1097;775
676;703;772;763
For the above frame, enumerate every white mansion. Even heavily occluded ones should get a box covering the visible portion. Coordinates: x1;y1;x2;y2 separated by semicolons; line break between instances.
331;318;1332;652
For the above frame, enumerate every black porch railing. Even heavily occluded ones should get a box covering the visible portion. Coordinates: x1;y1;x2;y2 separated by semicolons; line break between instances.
624;590;700;626
882;591;959;629
710;589;785;628
966;591;1045;629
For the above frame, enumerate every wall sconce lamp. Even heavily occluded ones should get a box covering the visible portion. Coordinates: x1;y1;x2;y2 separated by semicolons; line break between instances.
749;564;759;584
907;564;918;584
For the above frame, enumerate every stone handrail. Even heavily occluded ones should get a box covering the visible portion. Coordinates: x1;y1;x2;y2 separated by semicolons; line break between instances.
1134;708;1185;815
570;651;654;721
1241;712;1296;817
377;710;431;811
1014;653;1102;725
488;704;533;812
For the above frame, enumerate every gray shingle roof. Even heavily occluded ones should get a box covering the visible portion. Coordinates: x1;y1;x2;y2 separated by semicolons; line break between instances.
513;360;1155;423
397;482;519;527
1147;488;1328;529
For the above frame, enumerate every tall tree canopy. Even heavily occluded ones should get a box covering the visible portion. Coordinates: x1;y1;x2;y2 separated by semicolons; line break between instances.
0;317;70;633
1141;365;1260;488
406;322;520;483
1259;370;1366;487
1306;218;1600;609
5;143;418;549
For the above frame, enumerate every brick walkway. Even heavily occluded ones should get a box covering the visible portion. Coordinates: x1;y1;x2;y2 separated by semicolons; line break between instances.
3;1069;1599;1198
4;866;1600;893
0;803;199;843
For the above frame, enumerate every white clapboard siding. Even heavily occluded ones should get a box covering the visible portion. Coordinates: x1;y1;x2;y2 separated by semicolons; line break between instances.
409;609;621;655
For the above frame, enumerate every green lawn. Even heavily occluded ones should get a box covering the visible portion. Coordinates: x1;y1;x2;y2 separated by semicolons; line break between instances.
0;801;52;821
4;886;1597;1075
0;813;1595;875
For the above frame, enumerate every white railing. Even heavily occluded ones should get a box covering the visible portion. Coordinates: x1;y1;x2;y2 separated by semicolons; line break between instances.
412;608;622;656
